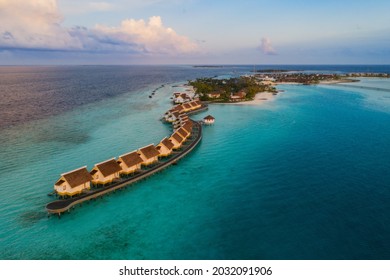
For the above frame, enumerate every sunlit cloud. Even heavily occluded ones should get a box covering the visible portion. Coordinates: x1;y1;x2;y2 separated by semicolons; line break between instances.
94;16;198;54
0;0;198;55
0;0;82;50
259;37;277;55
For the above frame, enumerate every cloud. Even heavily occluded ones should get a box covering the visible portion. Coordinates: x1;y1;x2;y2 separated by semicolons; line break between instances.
94;16;198;54
259;37;277;55
0;0;82;50
0;0;198;55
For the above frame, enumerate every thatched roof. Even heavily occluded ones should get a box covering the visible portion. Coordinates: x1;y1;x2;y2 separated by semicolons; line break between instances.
56;166;92;188
171;132;183;143
95;158;122;177
161;138;174;150
119;151;143;167
177;127;189;138
190;101;198;107
182;121;193;133
139;144;160;159
183;103;192;109
174;105;184;112
204;115;215;120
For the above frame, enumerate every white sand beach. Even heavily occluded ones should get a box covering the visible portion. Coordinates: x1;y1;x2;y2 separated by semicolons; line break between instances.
231;91;278;105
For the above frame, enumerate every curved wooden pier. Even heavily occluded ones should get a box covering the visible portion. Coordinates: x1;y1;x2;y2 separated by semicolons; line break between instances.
46;120;202;215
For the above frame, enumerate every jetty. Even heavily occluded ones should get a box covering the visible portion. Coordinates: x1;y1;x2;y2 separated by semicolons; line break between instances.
45;86;210;216
46;121;202;216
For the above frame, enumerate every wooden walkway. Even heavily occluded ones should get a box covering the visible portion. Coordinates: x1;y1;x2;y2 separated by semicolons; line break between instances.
46;120;202;215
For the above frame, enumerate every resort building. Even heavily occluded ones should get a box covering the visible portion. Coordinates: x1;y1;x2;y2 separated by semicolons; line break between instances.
54;166;92;197
164;110;180;122
173;118;190;129
156;138;175;157
182;103;193;112
207;92;221;99
176;127;190;140
182;121;193;135
174;93;191;104
230;90;246;101
204;115;215;125
190;101;201;109
138;144;160;166
169;132;184;149
90;158;122;185
117;151;143;175
173;105;185;113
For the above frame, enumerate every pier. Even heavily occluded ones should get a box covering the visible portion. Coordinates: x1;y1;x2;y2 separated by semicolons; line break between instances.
46;120;202;215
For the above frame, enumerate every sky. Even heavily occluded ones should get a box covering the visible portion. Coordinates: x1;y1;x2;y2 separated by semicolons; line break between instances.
1;0;390;65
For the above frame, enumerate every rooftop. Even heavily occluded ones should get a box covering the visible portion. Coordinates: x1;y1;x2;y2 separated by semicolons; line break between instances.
119;151;143;167
95;158;122;177
139;144;160;159
56;166;92;188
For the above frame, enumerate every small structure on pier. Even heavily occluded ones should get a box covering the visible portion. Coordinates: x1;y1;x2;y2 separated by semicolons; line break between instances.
156;138;175;157
117;151;143;175
203;115;215;125
138;144;160;165
169;132;184;149
54;166;92;197
90;158;122;185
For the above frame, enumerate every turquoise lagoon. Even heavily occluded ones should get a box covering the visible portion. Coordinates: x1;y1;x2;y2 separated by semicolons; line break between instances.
0;66;390;259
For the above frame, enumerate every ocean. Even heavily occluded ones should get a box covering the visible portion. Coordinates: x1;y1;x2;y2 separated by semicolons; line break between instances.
0;65;389;259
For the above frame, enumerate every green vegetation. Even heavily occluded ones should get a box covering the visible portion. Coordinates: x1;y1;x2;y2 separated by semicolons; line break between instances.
188;76;277;102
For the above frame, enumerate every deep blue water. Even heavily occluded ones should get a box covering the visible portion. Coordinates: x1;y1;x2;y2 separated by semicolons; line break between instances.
0;65;389;259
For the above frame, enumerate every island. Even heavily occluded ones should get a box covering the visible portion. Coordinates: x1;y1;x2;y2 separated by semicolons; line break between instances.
188;76;277;103
188;71;389;104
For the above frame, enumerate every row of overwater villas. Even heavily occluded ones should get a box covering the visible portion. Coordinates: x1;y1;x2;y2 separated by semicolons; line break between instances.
54;121;194;197
163;100;202;123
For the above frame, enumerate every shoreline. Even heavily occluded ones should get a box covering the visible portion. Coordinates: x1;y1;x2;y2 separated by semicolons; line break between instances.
211;91;279;106
275;78;358;85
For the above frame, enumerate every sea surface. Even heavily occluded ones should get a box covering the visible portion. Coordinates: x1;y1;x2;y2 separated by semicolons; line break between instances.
0;65;390;259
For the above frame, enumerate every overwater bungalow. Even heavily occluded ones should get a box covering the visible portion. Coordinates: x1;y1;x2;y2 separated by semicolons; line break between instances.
138;144;160;165
164;110;180;122
174;93;191;104
182;103;193;112
182;121;193;135
176;127;190;140
173;116;191;130
90;158;122;185
204;115;215;125
190;101;201;109
117;151;143;175
54;166;92;197
169;132;184;149
164;108;177;118
173;105;185;113
156;137;175;157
